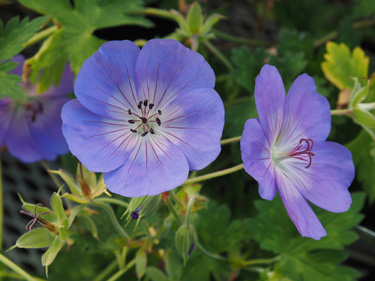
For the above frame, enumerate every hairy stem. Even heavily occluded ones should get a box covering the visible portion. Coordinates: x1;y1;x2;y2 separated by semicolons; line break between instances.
93;260;118;281
23;25;58;49
331;109;353;116
0;254;45;281
221;136;241;145
213;30;272;46
94;197;129;208
184;163;244;185
107;259;136;281
203;40;233;70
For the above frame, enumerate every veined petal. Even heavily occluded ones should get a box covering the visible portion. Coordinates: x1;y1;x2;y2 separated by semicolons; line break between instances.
158;87;224;170
74;40;140;120
296;141;353;212
134;39;215;109
0;99;13;146
278;74;331;147
104;136;189;197
29;96;70;156
62;100;135;172
277;173;327;240
255;65;285;145
240;119;277;200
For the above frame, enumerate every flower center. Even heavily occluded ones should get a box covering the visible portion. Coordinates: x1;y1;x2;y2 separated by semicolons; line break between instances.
272;138;315;168
127;99;162;137
25;102;44;123
289;138;315;168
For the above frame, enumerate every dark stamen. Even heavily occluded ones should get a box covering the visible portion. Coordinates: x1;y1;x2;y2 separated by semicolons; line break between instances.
150;128;155;134
137;101;142;109
141;131;148;137
156;117;161;126
130;129;137;133
128;109;132;115
143;100;148;107
128;120;135;124
140;117;147;123
149;103;154;109
158;110;162;115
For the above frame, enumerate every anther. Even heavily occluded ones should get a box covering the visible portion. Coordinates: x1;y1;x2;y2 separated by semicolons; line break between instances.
158;110;162;115
141;131;148;137
149;103;154;109
144;100;148;107
140;117;147;123
128;120;135;124
130;129;137;133
156;117;161;126
128;109;132;115
150;128;155;134
137;101;142;109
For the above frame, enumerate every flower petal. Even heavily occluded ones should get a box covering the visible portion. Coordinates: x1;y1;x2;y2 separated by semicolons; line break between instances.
240;119;277;200
104;136;189;197
277;173;327;240
29;96;70;156
0;99;13;146
158;87;224;170
279;74;331;147
9;55;25;76
134;39;215;108
255;65;285;144
296;141;353;212
62;99;135;172
74;40;140;120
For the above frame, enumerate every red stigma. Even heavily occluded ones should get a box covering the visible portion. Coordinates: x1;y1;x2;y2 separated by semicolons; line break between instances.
289;138;315;168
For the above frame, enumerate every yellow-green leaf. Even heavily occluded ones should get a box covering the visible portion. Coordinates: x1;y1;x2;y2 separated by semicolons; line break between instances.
321;42;369;90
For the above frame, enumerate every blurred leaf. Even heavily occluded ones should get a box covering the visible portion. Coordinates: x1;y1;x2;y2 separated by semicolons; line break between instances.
0;16;46;60
277;28;314;61
194;202;247;253
19;0;152;90
247;193;365;281
321;42;369;90
225;97;257;137
231;47;267;92
337;18;362;49
146;267;169;281
136;248;147;279
347;131;375;203
181;251;230;281
353;0;375;17
165;249;182;281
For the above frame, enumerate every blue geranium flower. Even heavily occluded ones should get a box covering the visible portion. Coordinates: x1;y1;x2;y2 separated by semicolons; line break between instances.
0;55;73;163
62;39;224;197
240;65;354;240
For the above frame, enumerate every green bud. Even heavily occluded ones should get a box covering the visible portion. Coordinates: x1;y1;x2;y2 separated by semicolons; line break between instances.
51;169;82;196
350;78;369;108
186;2;203;34
15;228;55;249
123;195;150;220
175;224;197;264
200;13;225;34
41;236;63;267
51;192;66;221
353;108;375;128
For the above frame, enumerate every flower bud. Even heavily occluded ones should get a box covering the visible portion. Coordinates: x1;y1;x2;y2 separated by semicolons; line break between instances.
175;224;197;264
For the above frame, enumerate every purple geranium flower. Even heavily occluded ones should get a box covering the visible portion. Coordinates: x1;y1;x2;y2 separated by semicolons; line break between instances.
0;55;73;163
62;39;224;197
240;65;354;240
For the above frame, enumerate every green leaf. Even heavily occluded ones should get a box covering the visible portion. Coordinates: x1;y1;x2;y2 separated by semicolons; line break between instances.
165;250;182;281
194;202;247;253
136;248;147;279
321;42;369;90
0;66;24;99
247;193;365;281
19;0;152;89
146;267;169;281
347;131;375;203
353;0;375;17
16;228;55;249
51;192;66;221
0;16;46;60
353;108;375;128
231;46;267;92
277;28;314;61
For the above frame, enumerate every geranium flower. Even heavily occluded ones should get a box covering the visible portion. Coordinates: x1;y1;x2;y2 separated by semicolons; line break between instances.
0;55;73;163
240;65;354;240
62;39;224;197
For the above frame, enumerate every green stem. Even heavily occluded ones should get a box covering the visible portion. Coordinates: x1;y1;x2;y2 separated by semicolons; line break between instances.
141;7;176;21
203;40;233;70
94;197;129;208
169;191;184;208
93;260;118;281
107;259;136;281
166;197;183;225
23;25;58;49
141;220;153;241
221;136;241;145
184;198;195;229
0;254;45;281
92;201;129;238
331;109;352;116
0;158;2;252
242;256;280;266
314;18;375;48
213;30;272;47
197;242;226;261
184;163;244;185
